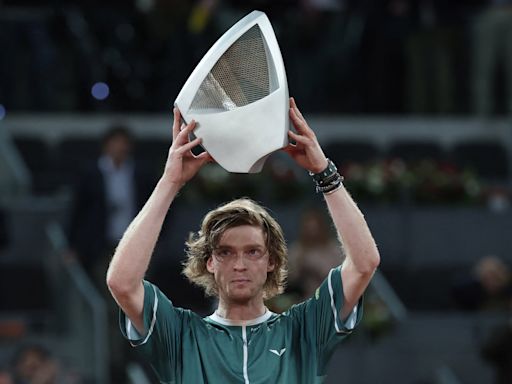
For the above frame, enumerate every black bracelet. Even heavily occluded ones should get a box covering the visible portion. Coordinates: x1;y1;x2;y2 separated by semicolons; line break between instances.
322;182;344;195
310;158;344;194
309;159;338;184
315;176;344;193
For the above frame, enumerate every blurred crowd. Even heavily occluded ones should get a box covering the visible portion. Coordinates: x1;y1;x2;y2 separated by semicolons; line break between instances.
1;0;512;115
452;256;512;384
0;344;81;384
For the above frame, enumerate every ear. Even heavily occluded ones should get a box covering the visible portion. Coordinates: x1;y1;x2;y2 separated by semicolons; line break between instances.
206;256;215;273
267;255;275;273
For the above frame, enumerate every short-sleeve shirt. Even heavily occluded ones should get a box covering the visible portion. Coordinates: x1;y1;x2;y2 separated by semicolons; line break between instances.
119;266;363;384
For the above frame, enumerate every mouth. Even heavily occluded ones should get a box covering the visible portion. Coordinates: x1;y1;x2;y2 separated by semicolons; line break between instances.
231;278;250;284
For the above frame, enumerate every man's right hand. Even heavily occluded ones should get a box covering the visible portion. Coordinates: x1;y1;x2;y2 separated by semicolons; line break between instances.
163;107;213;188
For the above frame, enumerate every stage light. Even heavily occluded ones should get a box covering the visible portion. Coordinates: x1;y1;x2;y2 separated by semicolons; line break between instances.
91;82;110;101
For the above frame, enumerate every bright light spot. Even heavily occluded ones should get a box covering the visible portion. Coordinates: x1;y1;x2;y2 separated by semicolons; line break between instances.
0;104;5;120
91;82;110;100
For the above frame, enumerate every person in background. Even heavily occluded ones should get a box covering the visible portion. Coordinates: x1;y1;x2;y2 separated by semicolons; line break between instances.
12;345;58;384
451;256;512;384
287;207;344;300
481;318;512;384
67;125;153;288
472;0;512;115
452;255;512;311
0;367;13;384
10;344;81;384
66;125;153;382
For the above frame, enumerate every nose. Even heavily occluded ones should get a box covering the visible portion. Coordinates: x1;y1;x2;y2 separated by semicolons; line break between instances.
232;253;248;270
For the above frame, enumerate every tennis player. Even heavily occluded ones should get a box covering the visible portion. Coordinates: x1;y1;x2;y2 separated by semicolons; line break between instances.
107;97;380;383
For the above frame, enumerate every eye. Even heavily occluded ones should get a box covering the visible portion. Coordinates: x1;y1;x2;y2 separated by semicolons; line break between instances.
216;249;232;258
248;248;263;258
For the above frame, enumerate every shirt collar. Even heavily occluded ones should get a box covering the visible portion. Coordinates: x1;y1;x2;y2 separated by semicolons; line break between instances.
98;155;133;173
208;308;274;326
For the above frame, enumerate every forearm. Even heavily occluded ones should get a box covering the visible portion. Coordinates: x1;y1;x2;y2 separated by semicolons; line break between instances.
106;176;181;293
324;185;380;273
284;97;379;318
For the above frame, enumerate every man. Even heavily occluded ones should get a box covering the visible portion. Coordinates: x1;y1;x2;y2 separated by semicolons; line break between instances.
68;126;153;284
107;98;380;383
67;126;154;382
11;344;59;384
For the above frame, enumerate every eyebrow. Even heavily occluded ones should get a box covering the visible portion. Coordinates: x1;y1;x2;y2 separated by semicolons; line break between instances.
215;244;265;249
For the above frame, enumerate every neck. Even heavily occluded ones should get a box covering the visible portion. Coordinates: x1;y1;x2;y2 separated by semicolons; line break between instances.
216;297;267;321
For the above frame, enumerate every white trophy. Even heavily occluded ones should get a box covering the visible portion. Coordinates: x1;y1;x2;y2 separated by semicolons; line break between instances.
174;10;289;173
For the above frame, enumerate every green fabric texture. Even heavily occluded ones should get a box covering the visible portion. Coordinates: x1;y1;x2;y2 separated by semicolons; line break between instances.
119;266;362;384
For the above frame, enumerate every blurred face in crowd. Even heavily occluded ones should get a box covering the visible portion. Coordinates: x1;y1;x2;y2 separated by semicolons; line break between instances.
104;133;132;167
14;347;57;383
476;256;511;294
0;371;13;384
16;349;45;380
299;210;330;246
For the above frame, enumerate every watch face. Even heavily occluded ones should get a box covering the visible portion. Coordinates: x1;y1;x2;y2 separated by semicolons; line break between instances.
175;11;289;173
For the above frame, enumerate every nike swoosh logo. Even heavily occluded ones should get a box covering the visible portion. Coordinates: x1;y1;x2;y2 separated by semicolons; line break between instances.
269;348;286;356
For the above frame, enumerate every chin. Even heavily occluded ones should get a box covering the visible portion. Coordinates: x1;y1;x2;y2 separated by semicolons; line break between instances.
228;287;256;303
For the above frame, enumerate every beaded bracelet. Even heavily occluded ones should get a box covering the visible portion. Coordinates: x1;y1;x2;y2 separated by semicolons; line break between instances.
310;158;344;194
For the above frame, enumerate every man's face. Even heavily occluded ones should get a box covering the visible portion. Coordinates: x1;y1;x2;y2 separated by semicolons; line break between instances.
207;225;274;304
104;134;132;166
16;350;45;380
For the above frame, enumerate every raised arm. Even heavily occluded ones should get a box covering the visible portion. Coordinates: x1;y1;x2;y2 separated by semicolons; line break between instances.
283;97;380;320
106;108;211;333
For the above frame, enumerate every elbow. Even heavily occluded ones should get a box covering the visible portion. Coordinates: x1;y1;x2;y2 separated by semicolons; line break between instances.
106;272;122;296
371;249;381;270
106;270;134;298
358;250;381;276
368;249;380;273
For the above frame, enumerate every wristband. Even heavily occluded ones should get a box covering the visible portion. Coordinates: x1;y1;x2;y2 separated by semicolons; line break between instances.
309;159;338;184
310;158;344;194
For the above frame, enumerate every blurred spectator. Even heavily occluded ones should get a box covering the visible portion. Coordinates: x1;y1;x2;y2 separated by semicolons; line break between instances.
287;207;343;300
0;367;13;384
66;125;153;287
405;0;464;114
11;344;80;384
452;255;512;311
12;345;57;384
66;125;153;382
481;319;512;384
472;0;512;115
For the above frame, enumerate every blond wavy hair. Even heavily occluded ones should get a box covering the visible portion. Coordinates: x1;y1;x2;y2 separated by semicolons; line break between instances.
183;198;288;299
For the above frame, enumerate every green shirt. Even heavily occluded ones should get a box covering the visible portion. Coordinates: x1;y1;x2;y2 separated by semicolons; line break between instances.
119;266;362;384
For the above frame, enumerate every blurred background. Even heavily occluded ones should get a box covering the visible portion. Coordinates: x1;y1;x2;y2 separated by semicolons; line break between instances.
1;0;512;383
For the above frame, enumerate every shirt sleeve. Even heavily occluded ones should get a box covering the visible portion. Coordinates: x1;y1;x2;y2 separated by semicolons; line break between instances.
287;266;363;373
313;266;362;342
118;280;184;383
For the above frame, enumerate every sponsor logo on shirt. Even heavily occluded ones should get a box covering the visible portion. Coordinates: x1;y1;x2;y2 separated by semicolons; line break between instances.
269;348;286;357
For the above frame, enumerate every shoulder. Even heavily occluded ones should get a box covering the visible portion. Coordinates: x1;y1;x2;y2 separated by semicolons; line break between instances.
138;281;211;334
272;301;311;324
